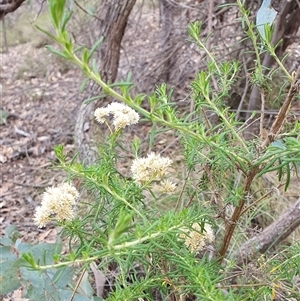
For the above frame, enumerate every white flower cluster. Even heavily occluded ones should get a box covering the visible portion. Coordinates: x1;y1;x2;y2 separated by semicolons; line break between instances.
158;179;177;194
179;223;215;253
94;102;140;131
131;152;176;194
34;183;79;228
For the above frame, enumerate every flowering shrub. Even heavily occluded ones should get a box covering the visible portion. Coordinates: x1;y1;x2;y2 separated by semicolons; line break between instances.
179;223;215;253
94;102;140;131
1;0;300;300
131;152;174;186
34;183;79;228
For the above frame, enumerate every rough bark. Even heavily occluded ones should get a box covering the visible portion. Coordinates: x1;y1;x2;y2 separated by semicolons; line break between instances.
0;0;26;52
158;0;182;83
0;0;26;18
74;0;136;164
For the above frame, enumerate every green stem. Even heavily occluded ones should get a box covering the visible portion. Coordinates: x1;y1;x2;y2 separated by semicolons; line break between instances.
268;48;292;81
236;0;262;74
33;224;183;270
57;34;249;169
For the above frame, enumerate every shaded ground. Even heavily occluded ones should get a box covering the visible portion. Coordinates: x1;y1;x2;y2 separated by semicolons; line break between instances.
0;0;170;243
0;42;81;239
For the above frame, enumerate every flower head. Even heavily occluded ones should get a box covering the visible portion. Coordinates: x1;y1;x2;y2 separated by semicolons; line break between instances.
158;179;177;194
94;102;140;131
131;152;173;185
179;223;215;253
34;183;79;228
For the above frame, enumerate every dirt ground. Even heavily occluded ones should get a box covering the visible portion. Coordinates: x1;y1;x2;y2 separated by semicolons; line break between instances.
0;1;166;245
0;42;81;238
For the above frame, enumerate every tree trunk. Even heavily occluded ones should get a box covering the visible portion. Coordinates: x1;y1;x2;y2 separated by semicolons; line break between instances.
74;0;137;164
158;0;181;83
244;1;300;139
0;0;26;53
0;0;26;17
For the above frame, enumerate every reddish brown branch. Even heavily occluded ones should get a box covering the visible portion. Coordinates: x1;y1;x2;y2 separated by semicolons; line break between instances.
261;66;300;148
218;66;300;263
218;166;259;263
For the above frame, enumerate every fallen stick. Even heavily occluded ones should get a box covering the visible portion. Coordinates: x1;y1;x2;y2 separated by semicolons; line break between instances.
236;197;300;266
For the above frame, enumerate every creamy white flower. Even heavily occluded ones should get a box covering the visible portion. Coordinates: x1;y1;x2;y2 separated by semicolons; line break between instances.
94;102;139;130
131;152;173;185
179;223;215;253
158;180;177;194
34;183;79;228
94;107;109;124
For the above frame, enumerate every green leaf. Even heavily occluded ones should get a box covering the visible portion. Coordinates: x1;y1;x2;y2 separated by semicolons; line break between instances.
35;25;56;41
0;246;18;261
79;78;90;93
86;5;95;15
109;81;133;88
87;37;104;62
83;94;106;104
91;58;98;74
59;289;93;301
4;225;19;238
52;266;76;288
74;45;86;54
82;48;89;64
284;162;291;191
0;109;8;125
0;237;13;246
61;11;73;32
0;261;21;294
20;268;55;301
45;45;69;59
49;0;67;29
20;242;62;266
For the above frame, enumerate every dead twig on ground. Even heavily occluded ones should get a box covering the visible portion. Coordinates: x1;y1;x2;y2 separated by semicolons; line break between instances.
235;197;300;266
9;180;51;188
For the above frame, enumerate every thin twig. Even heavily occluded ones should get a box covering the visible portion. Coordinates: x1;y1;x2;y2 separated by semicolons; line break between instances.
236;57;249;121
238;116;261;134
259;89;265;139
74;1;101;22
207;0;214;50
31;0;45;23
231;109;300;116
1;16;8;53
261;66;300;148
69;268;86;301
219;282;269;289
0;191;19;198
240;183;284;216
175;169;191;210
9;181;50;188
